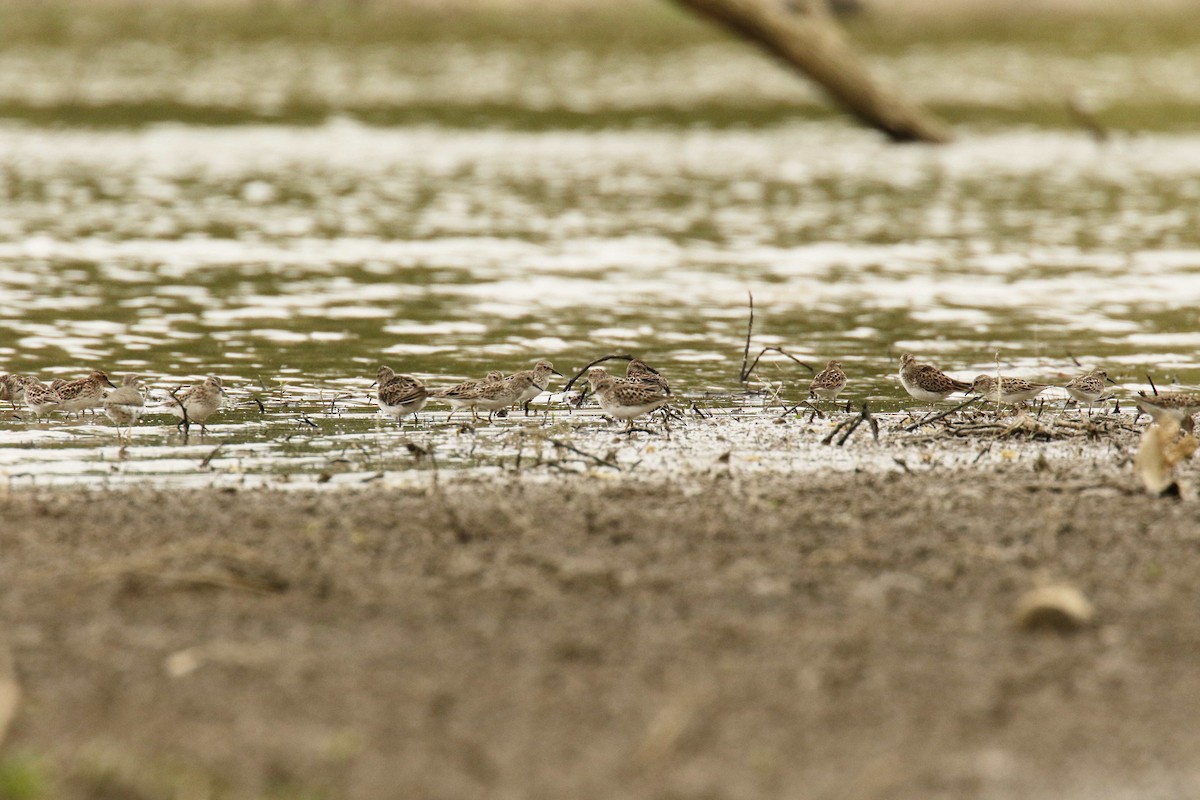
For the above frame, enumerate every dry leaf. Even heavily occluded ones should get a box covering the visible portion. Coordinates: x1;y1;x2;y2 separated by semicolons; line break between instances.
1135;418;1198;495
1014;585;1095;632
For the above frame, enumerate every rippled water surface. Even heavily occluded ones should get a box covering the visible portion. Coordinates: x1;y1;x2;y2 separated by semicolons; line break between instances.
4;123;1199;383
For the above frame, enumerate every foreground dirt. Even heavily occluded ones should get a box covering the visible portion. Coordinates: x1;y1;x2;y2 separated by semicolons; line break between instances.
1;470;1199;799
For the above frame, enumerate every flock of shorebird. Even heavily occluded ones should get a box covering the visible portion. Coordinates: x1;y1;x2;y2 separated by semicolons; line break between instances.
0;371;227;437
373;359;674;429
1;353;1198;437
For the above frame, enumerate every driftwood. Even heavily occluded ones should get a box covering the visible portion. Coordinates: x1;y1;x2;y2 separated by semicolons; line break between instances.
673;0;950;143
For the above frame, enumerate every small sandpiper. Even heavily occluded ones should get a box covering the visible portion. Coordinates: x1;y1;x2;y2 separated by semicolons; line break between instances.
2;374;31;408
373;366;428;427
626;358;672;395
53;369;117;416
0;374;18;409
586;367;671;431
21;378;61;420
165;375;228;433
971;374;1051;406
1134;391;1200;432
432;370;505;421
509;360;563;415
469;375;528;422
1064;368;1114;414
898;353;973;404
809;359;847;408
103;374;146;440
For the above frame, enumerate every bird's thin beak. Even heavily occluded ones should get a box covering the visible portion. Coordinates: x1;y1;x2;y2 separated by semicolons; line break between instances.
369;380;378;388
1105;376;1118;384
552;369;564;377
105;377;117;388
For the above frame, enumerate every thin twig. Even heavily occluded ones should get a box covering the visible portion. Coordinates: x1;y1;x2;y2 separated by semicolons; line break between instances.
821;416;856;445
836;416;864;446
169;386;190;436
199;445;222;468
862;402;879;441
546;438;621;470
619;427;657;437
743;346;814;381
739;291;754;381
562;354;635;394
777;399;824;418
903;395;980;432
1065;93;1109;143
833;403;876;446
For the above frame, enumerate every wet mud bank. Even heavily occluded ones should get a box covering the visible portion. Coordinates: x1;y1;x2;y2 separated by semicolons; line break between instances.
1;471;1199;798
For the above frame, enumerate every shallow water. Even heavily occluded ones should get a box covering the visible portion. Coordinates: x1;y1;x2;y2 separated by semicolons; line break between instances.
1;120;1198;484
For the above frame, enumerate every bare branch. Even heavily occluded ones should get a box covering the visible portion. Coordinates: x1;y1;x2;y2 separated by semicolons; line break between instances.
673;0;950;143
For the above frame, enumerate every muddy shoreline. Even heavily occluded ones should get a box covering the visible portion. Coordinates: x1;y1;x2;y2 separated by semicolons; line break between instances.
2;470;1198;798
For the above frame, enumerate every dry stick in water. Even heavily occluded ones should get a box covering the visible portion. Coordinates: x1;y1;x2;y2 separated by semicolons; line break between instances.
199;444;222;468
738;292;813;381
619;427;658;437
904;395;980;432
739;290;755;381
546;438;621;470
743;346;813;382
1066;93;1109;143
562;353;635;395
169;386;191;436
778;398;824;418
